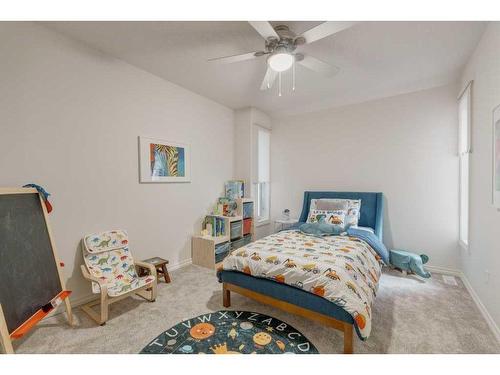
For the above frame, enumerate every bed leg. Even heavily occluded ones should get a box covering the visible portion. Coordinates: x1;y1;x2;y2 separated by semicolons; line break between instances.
222;283;231;308
343;323;353;354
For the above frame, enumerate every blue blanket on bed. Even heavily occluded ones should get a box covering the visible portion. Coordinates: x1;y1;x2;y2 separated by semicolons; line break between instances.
347;227;389;264
296;222;389;265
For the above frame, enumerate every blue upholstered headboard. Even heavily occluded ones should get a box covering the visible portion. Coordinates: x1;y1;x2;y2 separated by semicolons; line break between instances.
298;191;384;241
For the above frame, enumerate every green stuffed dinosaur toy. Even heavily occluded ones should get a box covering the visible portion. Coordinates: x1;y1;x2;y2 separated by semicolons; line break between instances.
389;249;431;278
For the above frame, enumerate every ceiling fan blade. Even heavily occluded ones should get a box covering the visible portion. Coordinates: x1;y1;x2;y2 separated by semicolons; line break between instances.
260;67;278;90
297;55;340;77
300;21;357;44
208;51;263;64
248;21;279;40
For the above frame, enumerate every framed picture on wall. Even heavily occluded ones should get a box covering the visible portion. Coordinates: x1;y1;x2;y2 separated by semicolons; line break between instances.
139;136;191;183
494;105;500;208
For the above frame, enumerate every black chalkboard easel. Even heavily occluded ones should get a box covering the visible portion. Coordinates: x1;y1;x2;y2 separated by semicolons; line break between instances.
0;188;73;353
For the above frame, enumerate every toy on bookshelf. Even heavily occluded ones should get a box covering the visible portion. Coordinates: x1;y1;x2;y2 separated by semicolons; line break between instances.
217;197;237;217
213;203;221;216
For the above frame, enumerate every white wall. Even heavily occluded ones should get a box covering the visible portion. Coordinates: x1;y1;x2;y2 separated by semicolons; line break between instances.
460;22;500;332
0;22;234;303
234;108;253;186
233;107;273;239
271;84;460;269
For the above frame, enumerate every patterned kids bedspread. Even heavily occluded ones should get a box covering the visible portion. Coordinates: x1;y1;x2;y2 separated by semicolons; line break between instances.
222;230;383;339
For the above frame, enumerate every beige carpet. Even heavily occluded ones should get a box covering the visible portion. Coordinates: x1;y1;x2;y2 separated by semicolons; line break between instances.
13;264;500;354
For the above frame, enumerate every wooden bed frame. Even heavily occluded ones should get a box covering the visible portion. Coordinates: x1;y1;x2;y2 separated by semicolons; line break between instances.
222;282;354;354
219;192;384;355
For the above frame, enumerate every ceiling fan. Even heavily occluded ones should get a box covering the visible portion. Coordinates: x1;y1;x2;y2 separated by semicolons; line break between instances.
208;21;357;95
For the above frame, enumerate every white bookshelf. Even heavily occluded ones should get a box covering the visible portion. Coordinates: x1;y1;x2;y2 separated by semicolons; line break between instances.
192;198;254;269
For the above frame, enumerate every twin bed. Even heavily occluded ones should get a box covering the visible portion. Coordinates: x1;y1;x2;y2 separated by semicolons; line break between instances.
218;191;384;354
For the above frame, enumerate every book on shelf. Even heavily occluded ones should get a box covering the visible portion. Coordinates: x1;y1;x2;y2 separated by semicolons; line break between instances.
204;215;226;237
224;180;244;200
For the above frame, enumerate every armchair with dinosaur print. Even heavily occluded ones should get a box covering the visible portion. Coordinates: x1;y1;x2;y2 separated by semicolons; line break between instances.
81;230;157;325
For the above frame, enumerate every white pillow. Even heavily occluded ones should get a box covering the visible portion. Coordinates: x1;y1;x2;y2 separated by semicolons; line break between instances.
309;198;361;227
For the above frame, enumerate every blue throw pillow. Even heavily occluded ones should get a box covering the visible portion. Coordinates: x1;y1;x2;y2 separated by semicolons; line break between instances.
299;222;343;237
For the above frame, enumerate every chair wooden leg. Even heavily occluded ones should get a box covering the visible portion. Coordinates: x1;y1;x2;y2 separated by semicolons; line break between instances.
81;300;104;326
100;291;109;325
223;283;231;307
150;280;157;301
343;323;353;354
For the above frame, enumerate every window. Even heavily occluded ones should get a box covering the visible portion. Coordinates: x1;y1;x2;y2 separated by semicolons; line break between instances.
458;82;472;248
253;125;270;223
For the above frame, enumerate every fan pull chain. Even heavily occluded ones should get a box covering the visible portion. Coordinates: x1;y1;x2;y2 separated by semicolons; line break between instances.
292;59;296;91
278;72;282;97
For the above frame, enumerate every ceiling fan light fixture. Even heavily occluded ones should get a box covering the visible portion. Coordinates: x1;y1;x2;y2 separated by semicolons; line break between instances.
267;50;294;72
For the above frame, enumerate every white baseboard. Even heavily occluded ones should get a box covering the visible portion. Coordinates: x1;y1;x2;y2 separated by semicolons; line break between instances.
63;258;193;310
426;265;500;344
426;265;462;276
167;258;192;272
459;272;500;344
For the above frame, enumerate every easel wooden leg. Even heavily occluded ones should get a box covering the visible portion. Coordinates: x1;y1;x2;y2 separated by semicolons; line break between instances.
0;305;14;354
343;323;353;354
64;298;74;326
222;283;231;308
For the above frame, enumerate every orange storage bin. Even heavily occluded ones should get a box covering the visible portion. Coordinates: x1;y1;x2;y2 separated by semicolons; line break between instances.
243;218;252;235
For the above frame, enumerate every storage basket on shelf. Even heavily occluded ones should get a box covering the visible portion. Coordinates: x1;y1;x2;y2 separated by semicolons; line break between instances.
230;220;243;240
243;218;252;235
215;242;231;264
242;202;254;219
232;234;252;250
242;234;252;246
231;236;246;250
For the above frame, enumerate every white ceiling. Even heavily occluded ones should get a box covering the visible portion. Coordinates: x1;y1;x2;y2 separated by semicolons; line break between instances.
42;21;486;117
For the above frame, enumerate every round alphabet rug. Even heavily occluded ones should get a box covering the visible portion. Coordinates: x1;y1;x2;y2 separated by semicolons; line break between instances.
140;310;319;354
